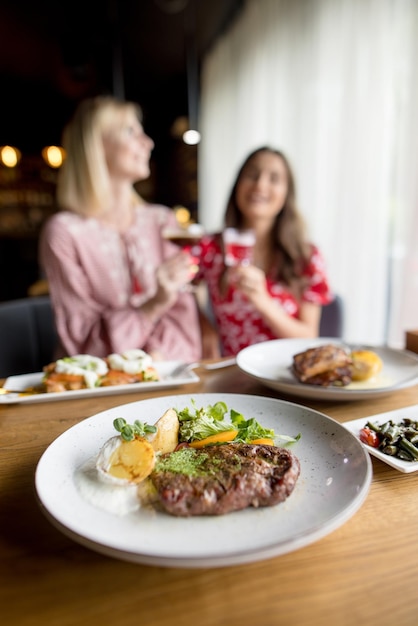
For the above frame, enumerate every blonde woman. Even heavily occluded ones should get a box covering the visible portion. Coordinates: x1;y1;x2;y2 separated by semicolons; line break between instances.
39;96;201;360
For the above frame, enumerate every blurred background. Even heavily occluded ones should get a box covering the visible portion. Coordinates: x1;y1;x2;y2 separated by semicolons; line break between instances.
1;0;417;348
0;0;243;299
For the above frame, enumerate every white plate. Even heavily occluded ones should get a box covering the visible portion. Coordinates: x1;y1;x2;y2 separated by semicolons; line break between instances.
343;405;418;473
236;338;418;401
0;361;199;404
35;393;372;568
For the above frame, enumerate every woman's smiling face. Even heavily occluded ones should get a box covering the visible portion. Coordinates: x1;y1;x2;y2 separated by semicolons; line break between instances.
102;110;154;183
235;151;289;226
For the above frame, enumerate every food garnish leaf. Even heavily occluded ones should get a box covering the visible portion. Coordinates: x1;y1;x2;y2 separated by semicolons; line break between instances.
233;416;275;443
176;400;299;445
113;417;157;441
177;407;233;442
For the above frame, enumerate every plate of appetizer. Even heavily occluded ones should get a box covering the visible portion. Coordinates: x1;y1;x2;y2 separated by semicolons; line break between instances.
236;338;418;401
343;404;418;472
35;393;372;568
0;350;199;404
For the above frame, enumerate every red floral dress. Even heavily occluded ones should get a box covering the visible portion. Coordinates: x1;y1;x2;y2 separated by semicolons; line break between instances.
198;234;333;356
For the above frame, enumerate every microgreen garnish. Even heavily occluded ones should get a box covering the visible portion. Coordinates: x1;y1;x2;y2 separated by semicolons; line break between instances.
113;417;157;441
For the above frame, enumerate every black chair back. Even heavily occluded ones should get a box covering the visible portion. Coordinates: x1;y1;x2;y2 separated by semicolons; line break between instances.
0;296;58;377
319;295;344;338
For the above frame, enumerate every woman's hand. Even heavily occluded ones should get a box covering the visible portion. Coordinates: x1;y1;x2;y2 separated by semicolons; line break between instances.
232;264;270;306
231;264;321;339
155;251;197;302
139;251;198;324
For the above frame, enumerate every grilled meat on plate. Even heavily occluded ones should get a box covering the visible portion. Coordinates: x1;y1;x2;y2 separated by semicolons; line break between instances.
292;344;352;386
150;443;300;517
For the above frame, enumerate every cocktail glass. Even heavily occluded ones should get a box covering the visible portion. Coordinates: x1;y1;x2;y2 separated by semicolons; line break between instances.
223;228;255;267
163;223;205;291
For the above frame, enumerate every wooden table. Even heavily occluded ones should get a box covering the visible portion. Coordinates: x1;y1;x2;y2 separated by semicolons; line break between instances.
1;363;418;626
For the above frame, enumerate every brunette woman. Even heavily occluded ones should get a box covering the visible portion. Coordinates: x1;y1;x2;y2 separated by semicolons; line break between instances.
198;147;332;356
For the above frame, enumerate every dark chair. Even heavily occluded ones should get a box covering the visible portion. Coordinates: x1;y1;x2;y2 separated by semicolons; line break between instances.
319;294;344;338
0;296;58;378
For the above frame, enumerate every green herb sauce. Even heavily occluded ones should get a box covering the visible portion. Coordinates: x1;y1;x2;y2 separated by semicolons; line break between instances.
155;448;211;477
155;447;243;477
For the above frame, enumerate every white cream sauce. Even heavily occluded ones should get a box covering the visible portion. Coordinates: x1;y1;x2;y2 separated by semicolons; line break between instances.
74;457;141;515
107;349;152;375
345;373;394;390
55;355;108;388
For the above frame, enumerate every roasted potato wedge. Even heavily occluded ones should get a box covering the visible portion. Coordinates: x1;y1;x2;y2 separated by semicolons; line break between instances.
350;350;383;381
150;408;179;454
106;437;156;483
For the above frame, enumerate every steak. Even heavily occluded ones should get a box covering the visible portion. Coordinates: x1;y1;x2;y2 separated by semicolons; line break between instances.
150;443;300;517
292;344;353;386
299;366;352;387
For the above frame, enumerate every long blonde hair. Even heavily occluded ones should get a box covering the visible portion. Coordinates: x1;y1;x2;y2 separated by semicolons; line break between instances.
56;96;143;216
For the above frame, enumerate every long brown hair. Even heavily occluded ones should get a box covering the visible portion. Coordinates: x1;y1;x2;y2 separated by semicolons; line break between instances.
224;147;312;288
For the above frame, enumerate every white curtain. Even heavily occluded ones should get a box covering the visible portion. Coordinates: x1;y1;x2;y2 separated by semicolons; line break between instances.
198;0;418;348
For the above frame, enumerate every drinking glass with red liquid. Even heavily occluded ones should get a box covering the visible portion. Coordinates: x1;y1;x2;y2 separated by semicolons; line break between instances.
223;228;255;267
162;223;205;290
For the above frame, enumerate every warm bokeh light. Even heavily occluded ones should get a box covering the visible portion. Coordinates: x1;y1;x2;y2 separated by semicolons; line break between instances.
170;116;189;138
41;145;66;168
182;129;201;145
0;145;21;167
174;205;191;225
